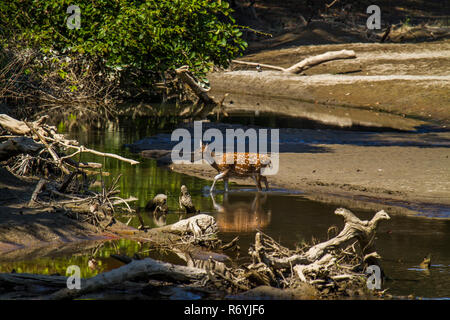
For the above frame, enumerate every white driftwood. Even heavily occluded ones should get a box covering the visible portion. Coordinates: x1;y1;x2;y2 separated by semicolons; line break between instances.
294;254;335;283
284;50;356;74
232;49;356;74
58;143;139;165
47;257;207;300
0;114;32;135
256;208;390;269
156;213;218;237
0;114;139;166
231;60;285;72
0;114;48;135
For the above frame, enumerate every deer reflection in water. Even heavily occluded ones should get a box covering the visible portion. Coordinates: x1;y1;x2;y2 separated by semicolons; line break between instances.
211;192;272;233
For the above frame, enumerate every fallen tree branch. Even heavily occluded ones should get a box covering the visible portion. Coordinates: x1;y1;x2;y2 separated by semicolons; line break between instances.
0;114;47;135
29;179;46;206
285;50;356;74
56;142;139;166
0;137;43;161
0;273;67;288
252;208;390;269
175;66;217;105
232;49;357;74
47;257;207;300
0;113;139;166
155;213;218;237
24;120;71;174
231;60;285;72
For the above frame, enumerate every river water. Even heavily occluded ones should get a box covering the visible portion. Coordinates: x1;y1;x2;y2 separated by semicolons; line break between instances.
2;116;449;299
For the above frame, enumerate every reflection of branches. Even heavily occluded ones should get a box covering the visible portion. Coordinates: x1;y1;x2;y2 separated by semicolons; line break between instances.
90;242;106;258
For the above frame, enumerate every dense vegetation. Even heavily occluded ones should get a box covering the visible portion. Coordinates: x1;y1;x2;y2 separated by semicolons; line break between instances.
0;0;247;115
0;0;246;76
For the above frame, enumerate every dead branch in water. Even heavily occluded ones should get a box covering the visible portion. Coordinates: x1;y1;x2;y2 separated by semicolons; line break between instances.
175;66;230;119
0;113;139;225
232;49;357;74
251;208;390;269
47;257;208;300
0;114;139;165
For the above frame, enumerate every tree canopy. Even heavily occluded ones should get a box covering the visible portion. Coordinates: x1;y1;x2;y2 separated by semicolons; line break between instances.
0;0;247;78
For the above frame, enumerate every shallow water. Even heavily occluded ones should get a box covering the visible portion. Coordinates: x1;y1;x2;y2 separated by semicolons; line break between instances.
2;117;449;299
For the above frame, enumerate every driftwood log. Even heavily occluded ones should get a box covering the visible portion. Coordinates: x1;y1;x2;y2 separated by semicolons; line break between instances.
0;113;138;166
232;49;357;74
242;208;390;297
0;137;43;161
130;214;221;250
0;273;68;288
155;213;217;237
252;208;389;270
0;114;48;135
175;66;216;105
47;257;207;300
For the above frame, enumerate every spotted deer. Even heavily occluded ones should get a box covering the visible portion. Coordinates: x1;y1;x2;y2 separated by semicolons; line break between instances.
201;143;271;193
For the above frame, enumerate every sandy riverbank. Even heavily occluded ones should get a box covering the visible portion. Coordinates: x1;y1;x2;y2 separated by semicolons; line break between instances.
156;121;450;218
210;40;450;128
164;39;450;217
171;142;450;217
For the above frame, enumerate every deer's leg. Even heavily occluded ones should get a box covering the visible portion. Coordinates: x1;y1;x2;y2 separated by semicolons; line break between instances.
262;175;269;191
253;173;262;192
224;178;229;193
210;170;228;193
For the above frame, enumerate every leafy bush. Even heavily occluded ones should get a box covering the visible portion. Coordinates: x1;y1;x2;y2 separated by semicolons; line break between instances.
0;0;247;79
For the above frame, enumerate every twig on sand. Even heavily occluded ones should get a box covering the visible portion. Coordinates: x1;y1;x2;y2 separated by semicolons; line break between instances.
232;49;357;74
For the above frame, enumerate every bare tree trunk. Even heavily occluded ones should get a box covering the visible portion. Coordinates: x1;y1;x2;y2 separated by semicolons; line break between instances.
0;137;43;160
232;49;357;74
284;50;356;74
154;213;217;237
175;66;217;105
47;257;207;300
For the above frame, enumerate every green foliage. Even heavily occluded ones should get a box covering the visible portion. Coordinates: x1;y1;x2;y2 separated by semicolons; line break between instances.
0;0;246;79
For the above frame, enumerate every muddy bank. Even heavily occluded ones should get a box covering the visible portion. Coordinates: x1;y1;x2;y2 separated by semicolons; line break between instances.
171;144;450;217
0;167;153;254
210;40;450;127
